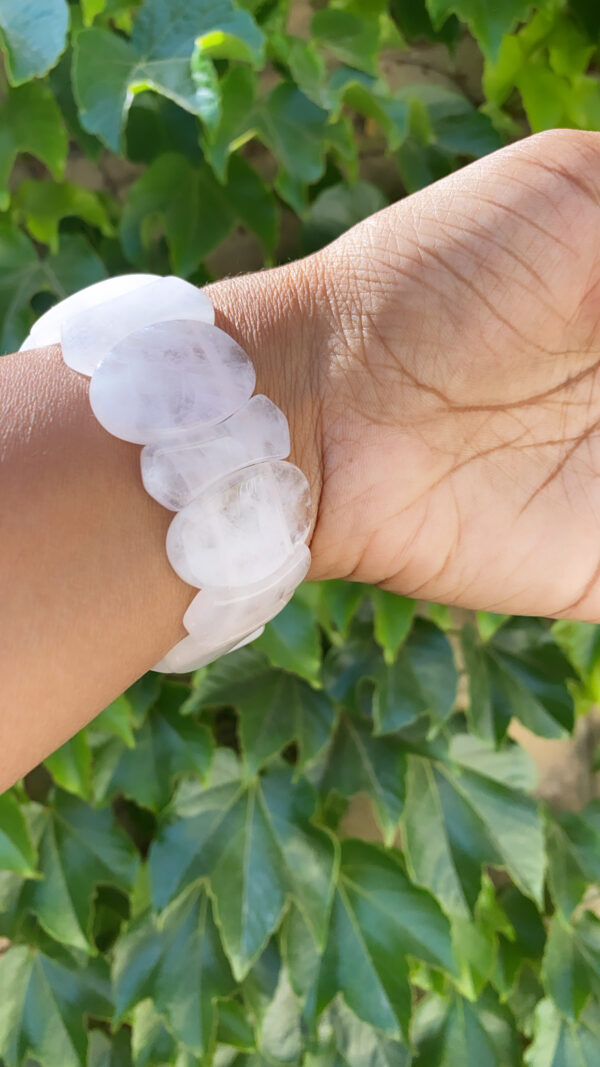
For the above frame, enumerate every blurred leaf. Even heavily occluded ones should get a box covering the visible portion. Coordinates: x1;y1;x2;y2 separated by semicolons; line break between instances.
369;591;415;665
542;913;600;1020
0;943;111;1067
312;8;404;75
547;801;600;919
461;619;575;744
255;83;330;185
0;82;67;209
372;619;458;734
73;0;264;150
525;996;600;1066
413;988;521;1066
0;792;37;876
13;180;113;252
256;595;322;683
314;839;457;1039
425;0;534;60
190;647;335;773
44;732;92;801
150;758;337;977
0;0;69;83
113;886;233;1056
403;737;545;916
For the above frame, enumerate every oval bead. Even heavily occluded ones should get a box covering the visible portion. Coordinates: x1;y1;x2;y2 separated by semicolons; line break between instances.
89;319;256;444
151;626;263;673
140;394;290;511
20;273;158;350
61;276;214;376
183;545;310;646
166;460;312;588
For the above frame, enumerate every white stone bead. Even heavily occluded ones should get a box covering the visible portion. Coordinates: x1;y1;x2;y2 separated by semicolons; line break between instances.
151;625;264;674
89;319;256;445
166;460;312;589
183;545;310;646
20;274;158;350
61;276;214;376
140;394;291;511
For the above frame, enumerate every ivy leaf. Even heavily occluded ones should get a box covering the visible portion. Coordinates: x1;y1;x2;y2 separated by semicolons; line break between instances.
113;887;234;1056
190;647;335;775
149;758;337;977
0;82;67;210
225;155;279;258
44;732;92;801
314;840;457;1039
461;619;575;744
425;0;534;60
0;943;111;1067
371;619;458;734
203;65;258;180
23;790;138;953
94;683;213;811
525;997;600;1067
546;801;600;919
403;737;545;917
120;152;234;276
0;225;106;352
93;694;136;749
413;988;521;1066
73;0;264;150
256;593;322;683
542;913;600;1020
303;177;387;252
255;83;330;185
0;0;69;83
0;791;37;876
316;712;406;846
13;180;113;252
369;591;415;664
321;998;412;1066
312;8;402;75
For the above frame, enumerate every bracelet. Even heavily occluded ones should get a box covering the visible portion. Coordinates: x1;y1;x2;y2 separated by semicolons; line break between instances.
20;274;312;673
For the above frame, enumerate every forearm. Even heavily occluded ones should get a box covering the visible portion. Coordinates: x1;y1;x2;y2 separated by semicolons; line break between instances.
0;261;326;789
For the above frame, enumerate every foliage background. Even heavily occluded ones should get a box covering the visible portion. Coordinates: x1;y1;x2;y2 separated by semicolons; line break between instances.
3;0;600;1063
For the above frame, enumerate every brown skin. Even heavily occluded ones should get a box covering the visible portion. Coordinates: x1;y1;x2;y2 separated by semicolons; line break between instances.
2;128;600;788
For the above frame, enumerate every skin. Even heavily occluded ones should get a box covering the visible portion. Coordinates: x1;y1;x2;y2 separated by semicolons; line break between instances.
2;127;600;787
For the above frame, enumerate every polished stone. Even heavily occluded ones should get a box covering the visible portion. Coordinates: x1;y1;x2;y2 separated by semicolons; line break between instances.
89;319;256;444
166;459;312;588
61;276;214;376
20;273;158;350
151;625;264;673
140;394;291;510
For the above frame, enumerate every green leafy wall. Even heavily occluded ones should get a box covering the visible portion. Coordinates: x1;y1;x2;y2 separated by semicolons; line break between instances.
2;1;600;1065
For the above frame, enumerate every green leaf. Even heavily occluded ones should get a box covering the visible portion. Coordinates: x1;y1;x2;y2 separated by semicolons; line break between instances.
0;943;111;1067
190;647;335;774
547;802;600;919
425;0;534;60
312;9;399;76
73;0;264;150
369;591;415;664
113;886;234;1055
23;790;138;952
542;913;600;1020
256;593;321;683
120;152;234;275
0;225;106;352
304;177;387;252
0;792;37;876
255;83;330;185
225;155;279;258
461;619;575;744
13;180;113;252
93;694;136;749
321;998;412;1066
0;0;69;83
403;738;545;916
315;839;457;1039
525;997;600;1067
413;988;521;1066
44;732;92;801
371;619;458;734
0;82;67;210
150;758;337;977
203;64;258;180
316;712;406;846
94;685;213;811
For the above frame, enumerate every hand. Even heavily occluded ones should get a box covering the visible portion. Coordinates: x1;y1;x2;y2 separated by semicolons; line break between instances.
302;128;600;621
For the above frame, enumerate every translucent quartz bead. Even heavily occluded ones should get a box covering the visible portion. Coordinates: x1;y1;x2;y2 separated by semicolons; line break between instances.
140;394;291;511
61;276;214;376
166;460;312;589
20;273;158;350
152;626;264;674
89;319;256;445
183;545;310;647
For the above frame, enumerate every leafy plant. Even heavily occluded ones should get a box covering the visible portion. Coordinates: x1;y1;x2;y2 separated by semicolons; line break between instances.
2;1;600;1064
